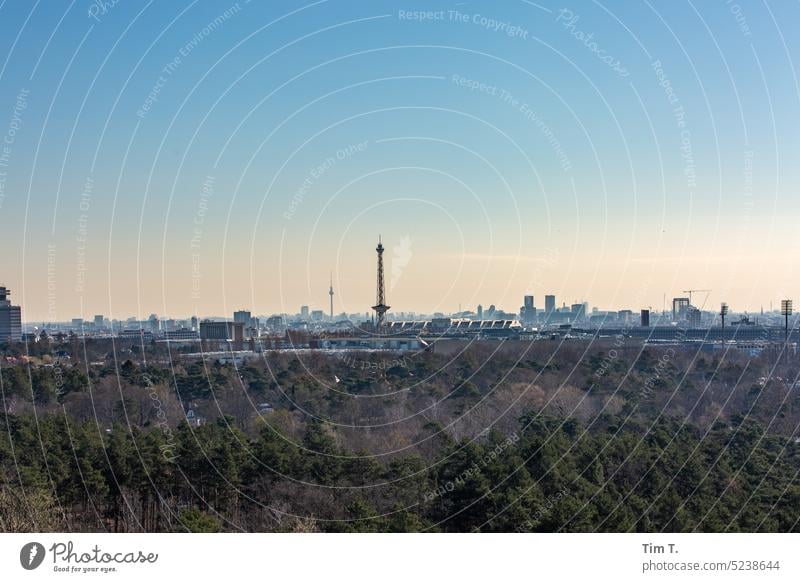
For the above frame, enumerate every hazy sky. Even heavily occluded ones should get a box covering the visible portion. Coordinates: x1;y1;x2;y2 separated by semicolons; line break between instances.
0;0;798;321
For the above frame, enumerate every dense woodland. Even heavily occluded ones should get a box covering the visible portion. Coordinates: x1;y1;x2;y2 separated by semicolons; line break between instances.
1;336;799;532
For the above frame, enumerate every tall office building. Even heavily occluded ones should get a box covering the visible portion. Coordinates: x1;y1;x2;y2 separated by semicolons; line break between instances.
545;295;556;314
641;309;650;327
524;295;534;311
234;310;252;327
0;286;22;342
476;304;483;320
523;295;535;324
687;306;702;327
672;297;690;321
300;305;309;319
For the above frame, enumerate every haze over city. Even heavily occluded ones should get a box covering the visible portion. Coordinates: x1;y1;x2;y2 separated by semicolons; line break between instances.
0;2;798;321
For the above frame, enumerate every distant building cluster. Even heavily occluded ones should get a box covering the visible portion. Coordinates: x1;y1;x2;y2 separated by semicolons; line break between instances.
1;240;798;359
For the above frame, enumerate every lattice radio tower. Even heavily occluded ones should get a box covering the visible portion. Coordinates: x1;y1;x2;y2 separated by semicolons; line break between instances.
372;236;390;330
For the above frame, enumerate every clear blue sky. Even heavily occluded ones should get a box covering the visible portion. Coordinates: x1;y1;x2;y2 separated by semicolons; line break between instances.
0;0;798;321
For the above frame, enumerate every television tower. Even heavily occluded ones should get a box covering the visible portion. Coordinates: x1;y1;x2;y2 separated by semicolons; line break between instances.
328;272;334;320
372;236;390;330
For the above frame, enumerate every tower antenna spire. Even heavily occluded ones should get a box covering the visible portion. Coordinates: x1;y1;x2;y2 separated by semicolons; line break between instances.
328;271;334;320
372;236;390;330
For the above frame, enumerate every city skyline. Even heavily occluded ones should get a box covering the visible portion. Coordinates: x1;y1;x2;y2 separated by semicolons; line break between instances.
5;243;800;323
6;270;797;327
5;231;799;322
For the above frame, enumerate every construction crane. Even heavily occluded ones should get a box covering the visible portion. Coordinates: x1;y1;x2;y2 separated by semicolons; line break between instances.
682;289;712;307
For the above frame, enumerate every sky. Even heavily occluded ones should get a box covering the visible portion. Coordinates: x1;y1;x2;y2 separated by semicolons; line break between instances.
0;0;799;322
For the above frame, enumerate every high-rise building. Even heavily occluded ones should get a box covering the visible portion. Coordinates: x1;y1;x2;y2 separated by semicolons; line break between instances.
300;305;309;319
524;295;534;311
640;309;650;327
234;310;252;327
94;314;104;329
687;306;702;327
0;286;22;342
522;295;535;324
672;297;690;321
476;304;483;320
570;303;585;322
545;295;556;314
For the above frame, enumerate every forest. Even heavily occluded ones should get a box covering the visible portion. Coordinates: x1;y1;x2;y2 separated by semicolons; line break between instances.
1;336;799;532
